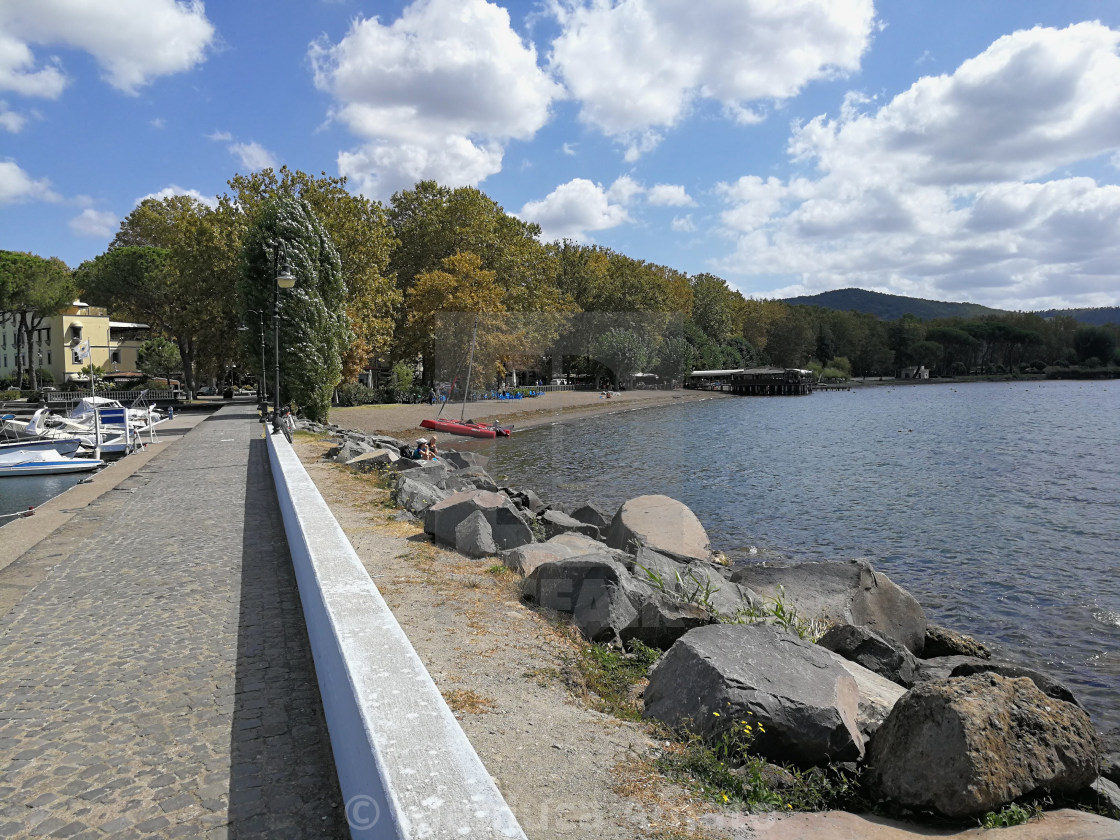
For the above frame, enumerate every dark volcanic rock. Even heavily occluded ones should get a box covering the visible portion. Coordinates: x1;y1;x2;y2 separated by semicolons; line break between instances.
923;623;991;659
818;624;919;687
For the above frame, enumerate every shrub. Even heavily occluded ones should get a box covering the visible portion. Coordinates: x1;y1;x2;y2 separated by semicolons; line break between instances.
335;382;380;406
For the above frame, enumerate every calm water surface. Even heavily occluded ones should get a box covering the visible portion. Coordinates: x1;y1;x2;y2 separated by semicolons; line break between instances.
489;381;1120;732
0;473;85;525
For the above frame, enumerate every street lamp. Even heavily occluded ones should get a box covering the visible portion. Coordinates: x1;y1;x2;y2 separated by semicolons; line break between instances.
271;242;295;432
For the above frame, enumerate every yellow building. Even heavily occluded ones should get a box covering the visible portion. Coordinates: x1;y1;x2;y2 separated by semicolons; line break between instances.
0;301;150;386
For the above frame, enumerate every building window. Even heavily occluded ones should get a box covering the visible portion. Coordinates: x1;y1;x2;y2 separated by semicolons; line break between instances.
47;351;51;365
70;324;82;341
45;328;50;346
73;350;82;365
111;350;120;364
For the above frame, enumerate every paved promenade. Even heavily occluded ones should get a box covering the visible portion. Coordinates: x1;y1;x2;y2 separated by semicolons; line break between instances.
0;406;347;838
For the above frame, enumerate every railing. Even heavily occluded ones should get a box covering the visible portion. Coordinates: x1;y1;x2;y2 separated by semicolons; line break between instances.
45;390;182;407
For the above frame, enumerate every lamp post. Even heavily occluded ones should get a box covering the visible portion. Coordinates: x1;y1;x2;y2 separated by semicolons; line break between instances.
271;242;295;432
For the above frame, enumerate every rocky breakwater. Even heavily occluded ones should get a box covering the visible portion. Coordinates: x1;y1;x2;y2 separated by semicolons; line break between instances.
304;420;1120;826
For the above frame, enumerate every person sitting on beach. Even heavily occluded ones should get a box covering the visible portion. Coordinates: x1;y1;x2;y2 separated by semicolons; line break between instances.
413;438;429;460
426;436;439;459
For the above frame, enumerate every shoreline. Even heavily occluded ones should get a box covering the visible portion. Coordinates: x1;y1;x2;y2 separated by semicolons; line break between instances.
329;387;732;440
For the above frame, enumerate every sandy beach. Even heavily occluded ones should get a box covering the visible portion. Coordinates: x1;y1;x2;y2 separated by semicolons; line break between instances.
329;386;729;440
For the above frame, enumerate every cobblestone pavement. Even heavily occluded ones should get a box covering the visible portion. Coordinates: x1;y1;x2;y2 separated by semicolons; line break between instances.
0;406;347;838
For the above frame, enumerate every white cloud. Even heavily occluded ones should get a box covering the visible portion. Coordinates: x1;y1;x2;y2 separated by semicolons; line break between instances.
519;177;632;241
549;0;875;145
137;186;218;208
229;142;277;172
310;0;561;197
647;183;695;207
0;160;59;203
206;130;232;142
150;117;165;129
0;33;66;97
0;0;214;96
68;208;118;236
606;175;643;205
0;101;27;132
713;22;1120;311
562;142;577;156
671;215;696;233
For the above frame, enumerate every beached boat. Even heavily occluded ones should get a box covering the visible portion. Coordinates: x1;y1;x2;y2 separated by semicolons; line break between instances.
0;448;103;477
422;316;513;440
419;418;512;439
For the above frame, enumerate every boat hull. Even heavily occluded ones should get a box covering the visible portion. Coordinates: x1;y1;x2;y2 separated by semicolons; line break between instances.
0;437;82;456
0;451;103;477
420;418;498;439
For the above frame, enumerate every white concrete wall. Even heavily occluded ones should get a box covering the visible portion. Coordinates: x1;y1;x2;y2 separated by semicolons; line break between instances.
267;430;526;839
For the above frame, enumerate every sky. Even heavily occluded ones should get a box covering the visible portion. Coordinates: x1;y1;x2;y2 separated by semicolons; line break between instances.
2;0;1119;313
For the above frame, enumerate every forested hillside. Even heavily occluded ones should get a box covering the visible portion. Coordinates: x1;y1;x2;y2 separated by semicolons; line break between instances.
785;288;1004;320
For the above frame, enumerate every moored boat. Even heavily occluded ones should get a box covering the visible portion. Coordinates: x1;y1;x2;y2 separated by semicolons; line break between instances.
0;449;103;477
0;436;83;457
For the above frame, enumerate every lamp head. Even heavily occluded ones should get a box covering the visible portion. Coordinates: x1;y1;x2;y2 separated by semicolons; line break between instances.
276;261;295;289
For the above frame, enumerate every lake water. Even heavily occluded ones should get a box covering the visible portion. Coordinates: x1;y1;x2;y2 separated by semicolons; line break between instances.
488;380;1120;733
0;472;85;525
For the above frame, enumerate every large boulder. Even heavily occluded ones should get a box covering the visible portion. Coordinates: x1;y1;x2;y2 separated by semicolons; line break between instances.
327;439;371;463
568;501;612;531
425;490;532;551
818;624;919;687
539;509;600;541
394;475;450;515
440;450;490;471
867;674;1099;818
500;534;627;576
346;448;399;471
438;466;499;494
454;510;498;558
502;487;547;514
923;623;991;659
605;495;711;562
947;660;1081;707
630;546;753;620
644;624;865;766
393;459;451;486
732;559;927;654
834;658;907;740
521;556;709;648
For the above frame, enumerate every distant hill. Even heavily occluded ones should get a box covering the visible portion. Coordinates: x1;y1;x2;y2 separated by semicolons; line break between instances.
784;288;1120;325
1036;307;1120;326
784;288;1003;320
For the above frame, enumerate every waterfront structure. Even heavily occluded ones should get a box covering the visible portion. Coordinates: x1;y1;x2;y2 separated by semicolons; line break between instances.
687;366;816;396
0;301;150;386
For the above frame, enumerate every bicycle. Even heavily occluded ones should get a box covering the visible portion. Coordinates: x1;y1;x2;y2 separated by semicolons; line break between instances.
270;404;296;443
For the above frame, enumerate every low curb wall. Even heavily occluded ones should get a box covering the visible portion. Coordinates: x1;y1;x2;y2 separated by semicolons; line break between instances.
266;430;526;839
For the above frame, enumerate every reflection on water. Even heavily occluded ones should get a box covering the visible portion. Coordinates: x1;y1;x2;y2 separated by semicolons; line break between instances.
490;381;1120;731
0;473;85;525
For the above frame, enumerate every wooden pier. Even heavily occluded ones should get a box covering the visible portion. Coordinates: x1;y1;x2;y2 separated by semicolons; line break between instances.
686;367;816;396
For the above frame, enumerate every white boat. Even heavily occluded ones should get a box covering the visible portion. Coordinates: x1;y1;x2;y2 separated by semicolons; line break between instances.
0;436;83;456
0;448;103;477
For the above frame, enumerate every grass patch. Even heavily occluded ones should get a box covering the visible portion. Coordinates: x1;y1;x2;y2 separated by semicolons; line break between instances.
442;688;497;715
567;639;662;721
980;801;1041;828
655;727;866;814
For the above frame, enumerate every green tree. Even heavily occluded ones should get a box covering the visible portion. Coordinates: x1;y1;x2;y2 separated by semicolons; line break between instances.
226;167;400;379
137;337;182;390
652;334;695;386
238;196;349;422
1072;325;1116;366
690;273;736;344
0;251;76;389
79;195;241;395
593;327;658;388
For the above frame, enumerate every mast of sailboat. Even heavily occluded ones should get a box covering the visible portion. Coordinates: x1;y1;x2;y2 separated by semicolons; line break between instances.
460;314;478;423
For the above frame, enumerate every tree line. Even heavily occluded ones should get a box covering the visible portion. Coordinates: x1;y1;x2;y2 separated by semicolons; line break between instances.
3;169;1118;418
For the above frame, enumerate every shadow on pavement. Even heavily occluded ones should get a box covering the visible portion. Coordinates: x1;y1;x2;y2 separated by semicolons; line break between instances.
228;434;347;837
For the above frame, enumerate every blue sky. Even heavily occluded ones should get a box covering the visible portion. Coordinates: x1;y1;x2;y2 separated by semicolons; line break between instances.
2;0;1119;312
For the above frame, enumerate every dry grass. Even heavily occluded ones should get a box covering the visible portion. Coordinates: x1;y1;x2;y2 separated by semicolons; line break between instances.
442;688;497;715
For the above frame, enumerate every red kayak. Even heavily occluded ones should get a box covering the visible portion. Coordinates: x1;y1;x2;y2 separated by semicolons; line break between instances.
420;418;512;439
